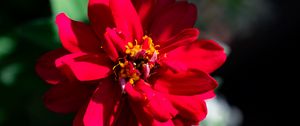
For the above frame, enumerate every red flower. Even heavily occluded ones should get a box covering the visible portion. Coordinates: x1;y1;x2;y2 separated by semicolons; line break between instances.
36;0;226;125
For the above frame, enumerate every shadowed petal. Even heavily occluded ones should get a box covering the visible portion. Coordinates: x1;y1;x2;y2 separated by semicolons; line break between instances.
150;1;197;42
43;82;94;113
152;69;218;95
151;0;175;16
56;13;101;53
163;39;226;73
159;28;199;53
83;78;122;126
125;80;177;122
88;0;114;38
113;97;138;126
36;48;69;85
172;115;200;126
73;104;88;126
167;94;207;122
110;0;143;42
132;0;155;30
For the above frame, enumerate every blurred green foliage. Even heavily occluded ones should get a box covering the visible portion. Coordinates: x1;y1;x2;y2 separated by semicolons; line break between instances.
51;0;88;21
0;0;77;126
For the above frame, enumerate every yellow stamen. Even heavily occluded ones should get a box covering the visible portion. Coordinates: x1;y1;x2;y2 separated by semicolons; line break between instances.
129;78;134;84
128;42;133;48
113;35;160;85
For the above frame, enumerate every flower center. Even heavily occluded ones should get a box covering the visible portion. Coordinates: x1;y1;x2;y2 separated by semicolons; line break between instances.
113;36;159;88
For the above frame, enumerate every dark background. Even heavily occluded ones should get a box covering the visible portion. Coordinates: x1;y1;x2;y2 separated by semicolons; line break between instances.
0;0;297;126
216;0;297;125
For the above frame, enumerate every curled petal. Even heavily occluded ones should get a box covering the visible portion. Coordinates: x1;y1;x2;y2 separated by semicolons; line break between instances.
55;52;112;81
159;28;199;54
172;115;200;126
103;30;120;61
56;13;101;53
167;94;207;122
125;80;177;122
36;48;69;84
199;90;216;100
152;69;218;95
151;1;197;42
163;39;227;73
104;27;127;54
110;0;143;42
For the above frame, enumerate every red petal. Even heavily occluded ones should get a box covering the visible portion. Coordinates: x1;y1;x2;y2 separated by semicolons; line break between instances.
159;28;199;53
110;0;143;42
152;0;175;16
73;104;87;126
83;78;122;126
168;94;207;122
199;90;216;100
150;1;197;42
88;0;114;37
103;31;119;62
36;48;69;85
152;120;175;126
103;27;127;60
125;80;177;122
113;98;138;126
43;82;93;113
55;13;101;53
129;100;153;126
55;52;113;81
133;0;155;30
163;39;227;73
172;115;200;126
152;69;218;95
129;98;175;126
106;28;126;51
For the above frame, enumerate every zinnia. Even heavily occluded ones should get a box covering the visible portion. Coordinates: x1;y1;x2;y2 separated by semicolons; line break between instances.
36;0;226;125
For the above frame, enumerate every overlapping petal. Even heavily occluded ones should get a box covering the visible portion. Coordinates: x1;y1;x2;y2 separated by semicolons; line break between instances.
163;39;227;73
36;48;69;84
172;116;199;126
43;82;93;113
167;94;207;122
152;69;218;95
159;28;199;53
88;0;114;37
55;52;113;81
56;13;101;53
132;0;155;30
125;80;178;122
112;98;138;126
150;1;197;42
83;78;122;126
110;0;143;42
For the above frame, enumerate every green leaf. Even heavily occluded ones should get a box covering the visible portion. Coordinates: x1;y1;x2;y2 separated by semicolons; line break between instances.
0;63;23;87
15;18;61;49
0;36;16;60
50;0;88;21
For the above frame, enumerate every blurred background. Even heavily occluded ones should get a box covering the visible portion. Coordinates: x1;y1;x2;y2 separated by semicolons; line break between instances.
0;0;296;126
